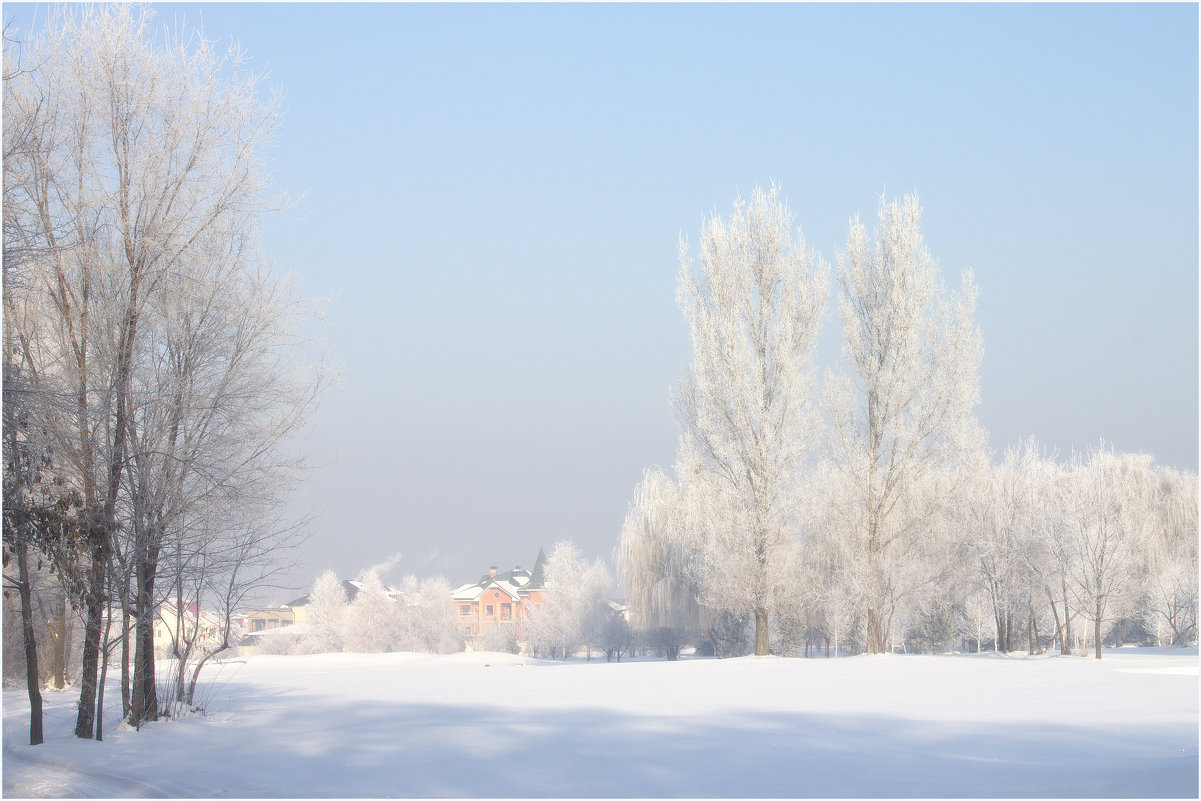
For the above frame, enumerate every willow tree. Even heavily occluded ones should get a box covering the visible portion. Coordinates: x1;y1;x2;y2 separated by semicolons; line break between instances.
616;466;700;643
674;185;828;655
827;194;983;654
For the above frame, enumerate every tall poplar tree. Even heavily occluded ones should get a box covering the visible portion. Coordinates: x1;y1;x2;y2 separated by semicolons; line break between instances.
827;194;983;654
674;185;827;655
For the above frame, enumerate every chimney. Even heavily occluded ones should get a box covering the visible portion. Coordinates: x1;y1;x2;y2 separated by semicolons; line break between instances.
489;566;497;578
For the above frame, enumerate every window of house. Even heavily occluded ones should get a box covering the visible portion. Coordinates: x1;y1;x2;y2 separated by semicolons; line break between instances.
252;619;265;632
485;604;494;616
459;604;471;616
501;603;512;620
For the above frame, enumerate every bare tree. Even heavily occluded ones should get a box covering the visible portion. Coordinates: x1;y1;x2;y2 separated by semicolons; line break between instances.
673;185;828;655
1062;447;1160;659
2;368;49;745
4;6;328;734
122;249;326;725
962;441;1050;653
599;612;634;662
826;194;983;654
1143;467;1198;645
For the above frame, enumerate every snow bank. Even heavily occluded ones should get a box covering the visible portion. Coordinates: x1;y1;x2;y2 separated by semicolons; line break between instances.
3;648;1196;797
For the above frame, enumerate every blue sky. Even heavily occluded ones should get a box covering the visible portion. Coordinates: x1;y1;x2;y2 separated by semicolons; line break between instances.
5;3;1197;594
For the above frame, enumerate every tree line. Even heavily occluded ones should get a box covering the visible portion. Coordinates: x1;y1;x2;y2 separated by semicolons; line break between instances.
255;570;463;656
3;7;330;744
281;543;633;663
617;186;1198;660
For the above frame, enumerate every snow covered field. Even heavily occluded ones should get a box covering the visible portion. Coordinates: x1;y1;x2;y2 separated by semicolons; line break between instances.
3;647;1197;798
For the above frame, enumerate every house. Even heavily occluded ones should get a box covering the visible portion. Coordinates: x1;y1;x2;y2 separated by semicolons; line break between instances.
451;548;547;638
153;601;224;659
241;606;296;633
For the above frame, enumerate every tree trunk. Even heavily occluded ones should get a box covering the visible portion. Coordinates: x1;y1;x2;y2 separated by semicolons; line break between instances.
120;600;131;720
96;603;115;741
1046;589;1062;653
47;599;72;690
754;607;769;656
130;560;158;727
80;282;138;736
1061;581;1072;655
74;592;103;738
74;531;109;739
185;642;229;706
58;602;72;689
1094;603;1103;660
173;579;192;712
17;541;44;745
866;607;886;655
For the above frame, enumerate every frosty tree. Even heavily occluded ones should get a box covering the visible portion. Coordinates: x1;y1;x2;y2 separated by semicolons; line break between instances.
674;185;828;655
826;194;983;654
1143;468;1198;645
1063;447;1160;659
345;570;396;653
3;6;329;733
408;576;462;654
305;571;349;653
527;541;609;659
797;464;867;656
615;466;700;641
962;440;1049;653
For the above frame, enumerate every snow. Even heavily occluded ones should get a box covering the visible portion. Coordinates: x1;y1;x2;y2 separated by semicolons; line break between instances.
4;647;1197;797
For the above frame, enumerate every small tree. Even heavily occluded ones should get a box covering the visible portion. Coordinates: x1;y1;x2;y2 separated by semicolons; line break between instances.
344;569;396;653
1143;468;1198;645
906;597;957;654
305;571;348;653
1064;447;1160;659
530;541;610;659
599;613;633;662
709;609;753;658
411;576;462;654
649;626;692;661
476;622;519;654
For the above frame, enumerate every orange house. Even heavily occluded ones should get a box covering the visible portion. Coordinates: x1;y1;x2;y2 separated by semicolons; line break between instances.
451;549;547;638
